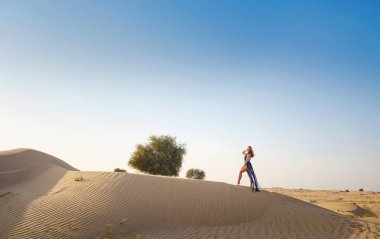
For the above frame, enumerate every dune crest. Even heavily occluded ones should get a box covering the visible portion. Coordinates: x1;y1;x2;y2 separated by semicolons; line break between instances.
0;148;77;189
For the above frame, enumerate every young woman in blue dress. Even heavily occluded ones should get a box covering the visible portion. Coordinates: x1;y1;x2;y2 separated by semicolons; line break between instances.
237;146;254;185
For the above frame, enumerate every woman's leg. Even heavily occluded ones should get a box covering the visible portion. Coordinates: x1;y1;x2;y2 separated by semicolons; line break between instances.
237;165;247;185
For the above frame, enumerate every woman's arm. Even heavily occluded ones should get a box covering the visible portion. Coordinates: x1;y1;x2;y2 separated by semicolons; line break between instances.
242;150;246;155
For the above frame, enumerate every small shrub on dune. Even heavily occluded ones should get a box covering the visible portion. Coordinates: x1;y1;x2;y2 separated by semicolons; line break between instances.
128;135;186;176
74;176;84;181
103;224;113;237
114;168;127;173
106;232;149;239
359;188;364;192
120;233;149;239
186;168;206;180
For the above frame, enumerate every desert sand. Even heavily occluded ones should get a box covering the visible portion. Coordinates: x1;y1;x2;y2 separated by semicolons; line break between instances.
1;149;379;238
267;188;380;226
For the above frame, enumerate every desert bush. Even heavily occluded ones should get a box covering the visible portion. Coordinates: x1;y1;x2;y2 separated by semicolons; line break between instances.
128;135;186;176
119;233;149;239
74;176;84;181
359;188;364;192
103;224;113;237
345;189;349;192
186;168;206;180
114;168;127;173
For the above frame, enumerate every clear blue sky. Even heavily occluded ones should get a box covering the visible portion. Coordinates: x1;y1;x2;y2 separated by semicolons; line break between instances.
1;1;379;190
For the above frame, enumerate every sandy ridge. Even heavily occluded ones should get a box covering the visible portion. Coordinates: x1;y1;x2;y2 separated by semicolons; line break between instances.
1;149;379;238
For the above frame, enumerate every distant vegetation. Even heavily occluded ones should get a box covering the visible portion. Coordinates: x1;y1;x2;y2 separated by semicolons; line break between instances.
114;168;127;173
128;135;186;176
120;233;149;239
359;188;364;192
186;168;206;180
74;176;84;181
101;227;149;239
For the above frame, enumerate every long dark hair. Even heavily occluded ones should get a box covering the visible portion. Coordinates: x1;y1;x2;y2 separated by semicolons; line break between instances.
247;146;254;157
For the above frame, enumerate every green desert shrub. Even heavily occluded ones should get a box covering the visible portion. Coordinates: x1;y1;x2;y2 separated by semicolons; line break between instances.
186;168;206;180
114;168;127;173
119;233;149;239
74;176;84;181
128;135;186;176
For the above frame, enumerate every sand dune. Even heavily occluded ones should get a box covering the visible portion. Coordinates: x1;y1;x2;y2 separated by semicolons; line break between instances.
1;149;379;238
0;148;77;189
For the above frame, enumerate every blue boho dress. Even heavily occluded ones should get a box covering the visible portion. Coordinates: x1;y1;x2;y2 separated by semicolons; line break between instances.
244;153;260;192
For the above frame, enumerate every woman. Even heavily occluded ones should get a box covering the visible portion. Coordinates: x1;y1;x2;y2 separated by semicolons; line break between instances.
237;146;259;191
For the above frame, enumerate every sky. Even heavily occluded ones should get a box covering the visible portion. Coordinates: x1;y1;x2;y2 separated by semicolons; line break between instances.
0;0;379;191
